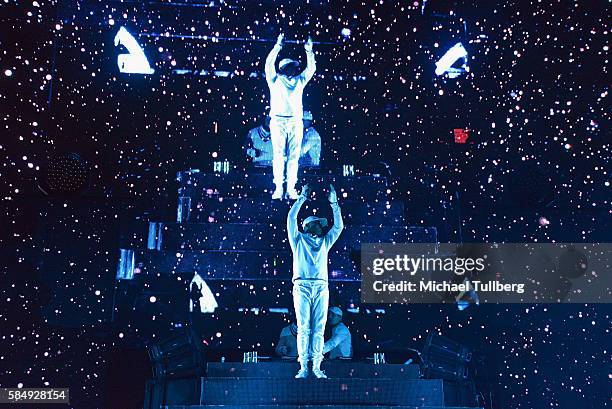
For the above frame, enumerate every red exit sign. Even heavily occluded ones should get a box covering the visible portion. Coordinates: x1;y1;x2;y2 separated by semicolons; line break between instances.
453;128;470;144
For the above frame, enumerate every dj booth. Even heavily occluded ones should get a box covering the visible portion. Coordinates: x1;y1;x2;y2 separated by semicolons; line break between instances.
145;360;480;409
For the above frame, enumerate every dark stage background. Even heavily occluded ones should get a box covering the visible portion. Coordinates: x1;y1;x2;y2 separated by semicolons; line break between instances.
1;0;610;408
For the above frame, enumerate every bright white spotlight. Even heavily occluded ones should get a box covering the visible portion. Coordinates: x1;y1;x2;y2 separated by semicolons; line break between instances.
189;272;218;313
114;26;154;74
434;42;468;78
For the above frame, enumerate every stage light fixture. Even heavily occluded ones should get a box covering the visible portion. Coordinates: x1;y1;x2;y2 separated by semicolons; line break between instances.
37;152;90;195
422;333;471;381
435;42;468;78
148;328;206;379
114;26;155;74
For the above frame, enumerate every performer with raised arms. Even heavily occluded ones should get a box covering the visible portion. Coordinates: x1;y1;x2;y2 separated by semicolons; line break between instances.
287;184;343;378
265;33;316;199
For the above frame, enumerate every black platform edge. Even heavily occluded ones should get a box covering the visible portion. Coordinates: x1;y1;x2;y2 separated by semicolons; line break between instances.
205;362;421;379
166;406;483;409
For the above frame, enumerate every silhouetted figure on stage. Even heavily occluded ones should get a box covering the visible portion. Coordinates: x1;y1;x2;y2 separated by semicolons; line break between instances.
265;33;316;200
324;307;353;359
190;281;202;306
275;321;299;358
300;110;321;167
244;112;321;168
288;184;343;378
244;116;274;166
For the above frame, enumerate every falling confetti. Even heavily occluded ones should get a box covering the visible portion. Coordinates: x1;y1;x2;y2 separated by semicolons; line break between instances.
1;1;609;408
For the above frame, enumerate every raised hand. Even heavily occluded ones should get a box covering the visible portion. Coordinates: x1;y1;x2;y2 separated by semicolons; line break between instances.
300;183;311;198
276;33;284;46
304;36;313;52
328;184;337;203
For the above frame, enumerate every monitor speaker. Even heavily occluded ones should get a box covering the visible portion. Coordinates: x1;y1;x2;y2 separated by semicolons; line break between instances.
422;333;471;381
148;328;205;378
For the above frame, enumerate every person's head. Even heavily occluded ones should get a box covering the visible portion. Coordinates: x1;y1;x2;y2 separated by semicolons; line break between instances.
303;110;313;128
328;307;343;326
302;215;328;237
258;116;271;141
278;58;300;77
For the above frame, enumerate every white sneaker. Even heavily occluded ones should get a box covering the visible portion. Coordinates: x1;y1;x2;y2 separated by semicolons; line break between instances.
286;188;299;200
272;187;283;200
295;367;308;379
312;367;327;379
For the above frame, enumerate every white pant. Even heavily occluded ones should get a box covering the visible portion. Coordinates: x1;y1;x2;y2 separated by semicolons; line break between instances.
270;116;303;191
292;280;329;366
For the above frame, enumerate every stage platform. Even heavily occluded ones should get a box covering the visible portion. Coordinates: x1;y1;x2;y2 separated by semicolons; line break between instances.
167;406;480;409
176;169;388;201
206;361;421;378
145;362;481;409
